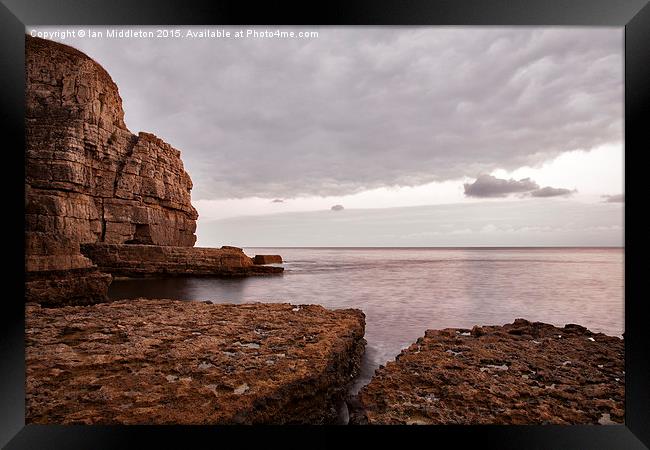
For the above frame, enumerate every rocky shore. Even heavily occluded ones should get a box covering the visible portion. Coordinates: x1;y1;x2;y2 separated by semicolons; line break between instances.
26;299;366;424
351;319;624;425
26;300;625;425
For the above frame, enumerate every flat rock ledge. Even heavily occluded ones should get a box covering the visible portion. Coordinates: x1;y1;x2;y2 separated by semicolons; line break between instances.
351;319;624;425
26;299;365;424
80;244;283;278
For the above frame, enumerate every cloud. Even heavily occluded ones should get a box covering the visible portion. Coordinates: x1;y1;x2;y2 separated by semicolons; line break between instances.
602;194;624;203
464;175;575;199
464;174;539;197
196;200;624;247
530;186;576;197
271;199;284;203
43;27;622;199
331;204;344;211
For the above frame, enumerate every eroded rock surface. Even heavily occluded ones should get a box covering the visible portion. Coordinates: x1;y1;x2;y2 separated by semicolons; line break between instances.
25;232;112;305
26;35;198;248
25;36;281;304
26;300;365;424
25;35;200;304
80;244;283;277
353;319;624;425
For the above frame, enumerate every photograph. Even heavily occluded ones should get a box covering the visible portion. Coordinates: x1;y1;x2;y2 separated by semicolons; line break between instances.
21;24;629;427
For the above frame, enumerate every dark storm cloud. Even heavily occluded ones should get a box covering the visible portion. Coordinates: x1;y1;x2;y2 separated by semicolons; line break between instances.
530;187;575;197
464;174;539;197
602;194;624;203
46;27;622;199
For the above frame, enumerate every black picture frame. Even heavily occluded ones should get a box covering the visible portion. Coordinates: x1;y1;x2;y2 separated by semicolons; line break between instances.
1;0;648;448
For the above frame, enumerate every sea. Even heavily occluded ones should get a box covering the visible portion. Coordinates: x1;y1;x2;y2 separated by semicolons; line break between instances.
108;247;624;392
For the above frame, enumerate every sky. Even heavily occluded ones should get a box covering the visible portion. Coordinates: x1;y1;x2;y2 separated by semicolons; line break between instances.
30;26;624;247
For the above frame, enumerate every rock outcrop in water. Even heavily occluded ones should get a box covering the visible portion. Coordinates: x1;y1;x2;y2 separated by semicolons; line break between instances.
25;35;281;305
351;319;624;425
80;244;283;277
253;255;283;265
26;299;366;424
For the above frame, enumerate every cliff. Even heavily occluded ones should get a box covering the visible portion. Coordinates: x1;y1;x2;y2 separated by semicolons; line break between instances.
26;36;198;247
24;35;280;305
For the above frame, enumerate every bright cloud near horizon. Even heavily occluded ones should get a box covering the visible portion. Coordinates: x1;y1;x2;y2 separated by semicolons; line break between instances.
31;26;624;246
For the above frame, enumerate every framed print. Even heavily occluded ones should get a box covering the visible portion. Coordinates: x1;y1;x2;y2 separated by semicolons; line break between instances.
1;0;648;448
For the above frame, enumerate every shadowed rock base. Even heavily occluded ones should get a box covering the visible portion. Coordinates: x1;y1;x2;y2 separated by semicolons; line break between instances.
26;300;365;424
25;268;112;306
25;232;113;305
352;319;624;425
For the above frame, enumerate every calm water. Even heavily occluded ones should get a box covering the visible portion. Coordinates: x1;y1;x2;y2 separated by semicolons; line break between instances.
108;247;624;392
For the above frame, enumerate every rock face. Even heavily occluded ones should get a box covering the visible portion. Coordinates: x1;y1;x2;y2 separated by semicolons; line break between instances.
25;36;278;305
25;268;113;307
25;35;198;304
25;232;112;305
253;255;283;265
353;319;624;425
26;35;198;248
25;300;366;424
80;244;283;277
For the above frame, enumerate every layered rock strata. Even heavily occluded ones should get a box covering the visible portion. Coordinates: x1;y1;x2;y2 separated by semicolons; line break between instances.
25;36;279;304
26;300;366;424
25;35;199;304
352;319;624;425
80;244;283;277
25;232;112;306
26;35;198;248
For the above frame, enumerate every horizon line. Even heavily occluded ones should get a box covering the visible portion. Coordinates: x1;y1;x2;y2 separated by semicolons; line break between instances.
232;245;625;249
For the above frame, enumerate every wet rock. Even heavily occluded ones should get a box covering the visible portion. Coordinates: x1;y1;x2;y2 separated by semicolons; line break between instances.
354;319;624;425
26;300;366;424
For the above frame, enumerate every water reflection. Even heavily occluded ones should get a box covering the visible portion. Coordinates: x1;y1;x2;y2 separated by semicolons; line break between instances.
109;248;624;390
